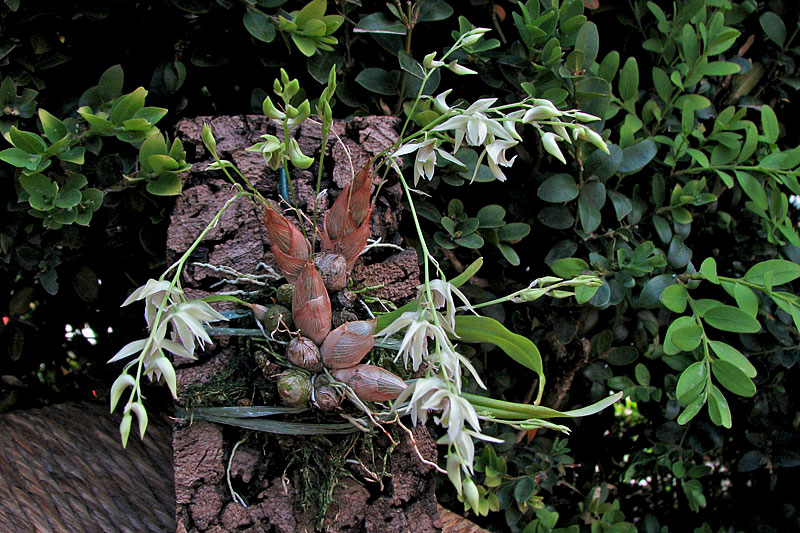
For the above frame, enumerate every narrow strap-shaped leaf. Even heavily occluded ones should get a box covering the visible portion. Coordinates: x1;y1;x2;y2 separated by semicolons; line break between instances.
464;391;622;419
205;327;263;336
449;257;484;288
454;315;545;402
177;406;308;418
176;409;357;434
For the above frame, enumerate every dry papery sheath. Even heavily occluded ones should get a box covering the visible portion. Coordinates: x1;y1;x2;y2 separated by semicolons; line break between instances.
322;164;373;270
320;319;377;369
285;336;323;372
292;261;332;345
263;201;311;283
331;364;407;402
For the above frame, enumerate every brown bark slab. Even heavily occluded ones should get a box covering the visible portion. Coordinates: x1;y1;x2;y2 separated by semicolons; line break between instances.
169;115;439;532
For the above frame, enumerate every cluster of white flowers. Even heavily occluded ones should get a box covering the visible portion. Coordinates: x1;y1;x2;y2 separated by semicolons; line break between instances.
109;278;226;435
377;279;504;493
391;90;610;184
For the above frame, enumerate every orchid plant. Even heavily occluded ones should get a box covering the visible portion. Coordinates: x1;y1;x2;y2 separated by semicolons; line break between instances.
109;25;622;515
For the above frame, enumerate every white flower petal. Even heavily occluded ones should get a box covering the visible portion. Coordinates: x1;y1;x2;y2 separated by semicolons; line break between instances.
122;279;172;307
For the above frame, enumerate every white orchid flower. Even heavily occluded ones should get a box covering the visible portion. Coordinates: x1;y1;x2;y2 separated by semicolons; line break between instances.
121;279;182;330
418;279;476;331
485;139;518;182
432;96;516;151
392;136;465;185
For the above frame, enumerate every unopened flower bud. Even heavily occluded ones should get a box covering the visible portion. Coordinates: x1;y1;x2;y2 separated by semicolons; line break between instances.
262;96;286;120
287;138;314;169
448;60;477;76
460;28;490;47
423;52;445;69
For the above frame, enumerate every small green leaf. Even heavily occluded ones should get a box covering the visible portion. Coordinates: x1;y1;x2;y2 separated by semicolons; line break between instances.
550;257;589;278
9;127;47;154
355;68;400;96
139;134;167;173
744;259;800;286
640;274;675;308
497;223;530;243
707;384;731;428
514;477;535;503
20;174;58;210
677;396;704;425
537;173;579;202
634;363;650;386
735;171;767;209
497;243;520;266
148;154;180;175
761;105;779;144
294;0;327;26
78;107;114;133
57;146;85;164
418;0;454;22
244;7;276;43
38;109;68;143
671;207;693;224
703;305;761;333
0;147;40;169
578;197;601;233
733;284;758;317
81;188;104;211
618;140;656;173
109;87;147;126
711;359;756;397
697;61;740;76
671;324;703;352
291;34;318;57
145;174;183;196
598;51;620;83
708;340;756;378
574;283;599;304
353;12;406;35
574;21;599;69
676;361;707;405
607;190;632;221
454;232;484;249
660;284;688;313
653;215;672;243
476;205;505;228
700;257;719;284
97;64;124;101
759;11;786;48
619;57;639;103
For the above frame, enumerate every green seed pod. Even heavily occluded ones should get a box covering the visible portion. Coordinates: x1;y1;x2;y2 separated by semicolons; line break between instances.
276;283;294;306
278;370;311;407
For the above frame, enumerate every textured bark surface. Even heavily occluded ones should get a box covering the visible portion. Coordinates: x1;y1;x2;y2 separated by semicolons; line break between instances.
169;115;438;532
